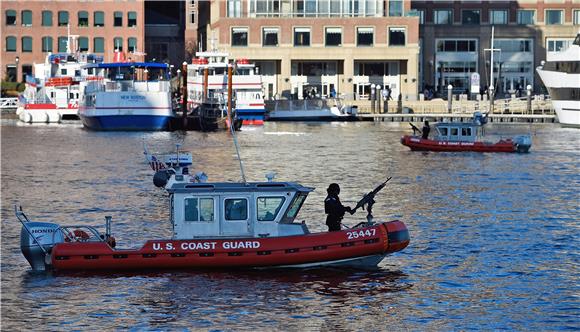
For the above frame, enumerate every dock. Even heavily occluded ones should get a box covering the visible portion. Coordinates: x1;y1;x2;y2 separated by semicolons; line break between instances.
359;113;556;123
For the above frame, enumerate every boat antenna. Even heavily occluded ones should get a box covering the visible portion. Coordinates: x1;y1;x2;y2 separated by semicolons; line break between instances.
227;64;246;183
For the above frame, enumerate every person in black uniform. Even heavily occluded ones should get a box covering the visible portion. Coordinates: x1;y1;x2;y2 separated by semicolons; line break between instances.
324;183;353;232
422;120;431;139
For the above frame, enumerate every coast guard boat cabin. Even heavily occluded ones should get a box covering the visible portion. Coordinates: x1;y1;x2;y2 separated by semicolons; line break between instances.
168;179;313;239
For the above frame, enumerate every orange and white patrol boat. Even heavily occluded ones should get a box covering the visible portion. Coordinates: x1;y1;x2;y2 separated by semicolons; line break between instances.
18;149;409;272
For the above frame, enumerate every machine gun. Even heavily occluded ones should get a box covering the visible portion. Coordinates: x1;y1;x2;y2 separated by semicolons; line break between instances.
409;122;422;136
351;177;392;226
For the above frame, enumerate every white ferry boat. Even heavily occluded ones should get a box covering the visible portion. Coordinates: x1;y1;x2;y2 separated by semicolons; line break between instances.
266;98;358;121
187;52;266;125
536;33;580;127
17;53;103;123
79;62;173;131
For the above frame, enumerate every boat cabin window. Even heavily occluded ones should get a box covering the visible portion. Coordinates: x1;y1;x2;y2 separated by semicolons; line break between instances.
257;196;286;221
281;193;307;223
461;127;472;137
439;127;448;136
450;128;459;136
184;197;214;222
225;198;248;220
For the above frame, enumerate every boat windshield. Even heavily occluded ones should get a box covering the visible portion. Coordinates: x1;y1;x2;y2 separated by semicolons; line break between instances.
280;193;307;223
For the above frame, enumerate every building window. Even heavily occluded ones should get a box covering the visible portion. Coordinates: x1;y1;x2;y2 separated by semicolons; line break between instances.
437;39;476;52
517;10;534;25
78;37;89;52
94;37;104;53
490;10;507;24
128;11;137;27
495;39;531;53
22;36;33;52
128;37;137;52
546;10;563;25
42;11;53;26
114;11;123;27
22;10;32;26
462;10;480;25
58;11;69;26
113;37;123;51
389;27;406;46
6;36;17;52
78;11;88;27
94;11;104;27
434;9;452;25
6;10;16;25
58;36;67;52
357;27;374;46
224;198;247;221
262;27;279;47
231;27;248;47
574;10;580;25
294;27;310;47
389;0;403;17
42;36;53;52
325;27;342;46
228;0;242;18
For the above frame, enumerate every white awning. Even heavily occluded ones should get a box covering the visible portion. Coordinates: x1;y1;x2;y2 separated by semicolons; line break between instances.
294;27;311;33
326;27;342;34
357;27;374;34
232;27;248;33
263;27;279;33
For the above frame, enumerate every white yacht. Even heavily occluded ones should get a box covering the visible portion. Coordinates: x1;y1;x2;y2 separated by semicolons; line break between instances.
536;33;580;127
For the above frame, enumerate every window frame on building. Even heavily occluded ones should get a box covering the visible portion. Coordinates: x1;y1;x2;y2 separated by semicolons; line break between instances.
388;0;404;17
388;27;406;46
462;9;480;25
325;27;342;47
94;11;105;27
6;10;17;26
58;11;69;27
228;0;242;18
78;11;89;27
6;36;17;52
128;37;137;52
128;11;137;27
58;36;68;52
574;10;580;25
356;27;374;47
434;9;453;25
262;27;279;47
490;9;508;25
41;36;53;52
516;9;535;25
293;27;311;47
21;10;32;26
231;27;249;47
114;11;123;27
93;37;105;53
78;37;89;52
113;37;123;51
22;36;33;52
42;11;53;27
545;9;563;25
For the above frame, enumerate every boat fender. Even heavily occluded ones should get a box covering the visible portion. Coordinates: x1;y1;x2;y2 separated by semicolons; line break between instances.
153;170;170;188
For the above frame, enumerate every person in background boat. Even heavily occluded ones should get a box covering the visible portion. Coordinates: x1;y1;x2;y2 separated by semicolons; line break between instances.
422;120;431;139
325;183;353;232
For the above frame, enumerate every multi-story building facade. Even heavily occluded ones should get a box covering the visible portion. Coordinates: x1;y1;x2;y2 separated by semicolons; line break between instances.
1;0;145;82
412;0;580;96
191;0;421;101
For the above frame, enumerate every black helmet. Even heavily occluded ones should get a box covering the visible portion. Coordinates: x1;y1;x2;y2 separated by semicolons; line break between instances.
327;183;340;195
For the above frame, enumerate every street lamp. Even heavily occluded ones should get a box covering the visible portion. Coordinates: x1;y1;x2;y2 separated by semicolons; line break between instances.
15;56;20;82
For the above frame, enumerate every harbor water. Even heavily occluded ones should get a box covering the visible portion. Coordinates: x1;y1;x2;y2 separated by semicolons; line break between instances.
1;119;578;330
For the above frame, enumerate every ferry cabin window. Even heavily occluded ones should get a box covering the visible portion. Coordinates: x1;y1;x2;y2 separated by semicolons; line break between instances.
184;198;214;222
257;197;286;222
225;199;248;221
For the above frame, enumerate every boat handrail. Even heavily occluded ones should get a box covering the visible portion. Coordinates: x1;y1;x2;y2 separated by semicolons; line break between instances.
55;225;105;243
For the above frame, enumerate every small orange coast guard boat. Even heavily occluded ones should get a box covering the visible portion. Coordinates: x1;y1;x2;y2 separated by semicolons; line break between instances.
401;113;532;153
18;157;409;271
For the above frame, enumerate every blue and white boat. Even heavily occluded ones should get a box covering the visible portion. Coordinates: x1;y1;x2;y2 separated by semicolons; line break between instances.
79;62;173;131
